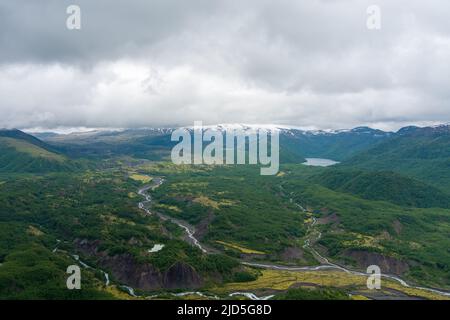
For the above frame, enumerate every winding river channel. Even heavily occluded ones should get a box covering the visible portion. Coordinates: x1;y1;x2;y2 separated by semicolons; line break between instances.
134;178;450;299
138;179;207;253
47;172;450;300
55;177;449;299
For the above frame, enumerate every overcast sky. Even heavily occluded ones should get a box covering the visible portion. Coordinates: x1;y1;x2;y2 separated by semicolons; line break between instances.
1;0;450;131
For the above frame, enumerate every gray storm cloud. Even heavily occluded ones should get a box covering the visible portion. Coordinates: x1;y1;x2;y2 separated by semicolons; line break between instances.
1;0;450;130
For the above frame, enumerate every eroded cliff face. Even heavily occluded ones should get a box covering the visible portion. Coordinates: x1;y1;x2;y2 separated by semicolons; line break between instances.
163;261;202;289
344;249;410;275
74;239;203;291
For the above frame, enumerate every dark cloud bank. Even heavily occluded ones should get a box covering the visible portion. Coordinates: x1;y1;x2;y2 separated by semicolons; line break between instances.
1;0;450;131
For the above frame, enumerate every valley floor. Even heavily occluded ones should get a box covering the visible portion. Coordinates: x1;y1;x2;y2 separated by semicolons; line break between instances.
1;161;449;300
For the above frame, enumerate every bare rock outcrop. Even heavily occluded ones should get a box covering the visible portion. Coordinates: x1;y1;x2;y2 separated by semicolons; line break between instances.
344;249;409;275
74;239;203;290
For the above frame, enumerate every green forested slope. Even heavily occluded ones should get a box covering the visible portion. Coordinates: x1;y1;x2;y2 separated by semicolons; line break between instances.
0;130;78;173
310;169;450;208
341;126;450;191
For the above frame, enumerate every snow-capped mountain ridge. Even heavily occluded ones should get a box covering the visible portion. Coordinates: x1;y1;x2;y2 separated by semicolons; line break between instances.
28;123;450;140
181;123;392;137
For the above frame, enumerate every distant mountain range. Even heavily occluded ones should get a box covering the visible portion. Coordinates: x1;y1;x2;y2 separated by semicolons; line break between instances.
3;124;450;192
29;124;393;162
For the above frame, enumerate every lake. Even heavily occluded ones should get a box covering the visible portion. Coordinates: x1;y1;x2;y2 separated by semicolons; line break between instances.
302;158;340;167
